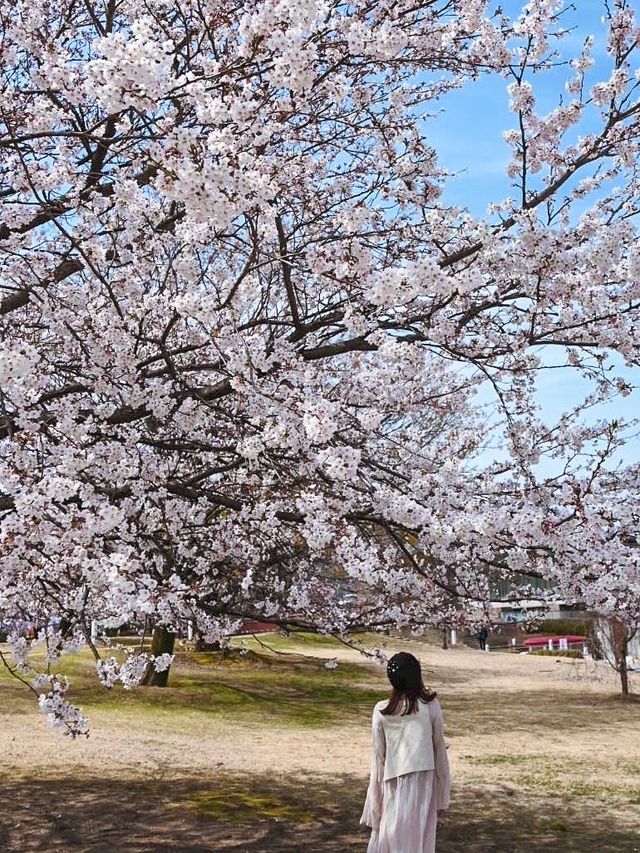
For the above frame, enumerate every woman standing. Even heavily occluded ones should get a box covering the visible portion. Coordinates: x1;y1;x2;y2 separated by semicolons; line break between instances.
360;652;451;853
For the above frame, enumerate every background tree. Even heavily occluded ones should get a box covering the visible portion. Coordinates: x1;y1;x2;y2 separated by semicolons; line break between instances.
594;616;639;698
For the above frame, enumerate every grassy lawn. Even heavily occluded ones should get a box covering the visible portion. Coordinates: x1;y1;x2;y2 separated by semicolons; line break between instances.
0;636;381;726
1;633;639;851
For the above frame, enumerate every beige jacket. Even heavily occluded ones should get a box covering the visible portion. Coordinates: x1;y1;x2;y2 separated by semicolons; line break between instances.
360;696;451;831
373;697;440;781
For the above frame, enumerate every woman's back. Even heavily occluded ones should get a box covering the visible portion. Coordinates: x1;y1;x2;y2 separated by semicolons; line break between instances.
375;696;438;781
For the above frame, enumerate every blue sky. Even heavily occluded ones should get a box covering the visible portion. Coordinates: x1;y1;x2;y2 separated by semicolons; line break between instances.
425;1;640;470
429;3;621;212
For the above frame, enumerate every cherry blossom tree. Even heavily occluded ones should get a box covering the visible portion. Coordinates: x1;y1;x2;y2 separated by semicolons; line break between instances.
594;614;638;697
1;0;640;730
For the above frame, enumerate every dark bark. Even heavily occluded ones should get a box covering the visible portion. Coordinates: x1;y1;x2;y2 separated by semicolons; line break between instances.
609;618;632;698
617;633;630;698
141;626;175;687
620;657;630;698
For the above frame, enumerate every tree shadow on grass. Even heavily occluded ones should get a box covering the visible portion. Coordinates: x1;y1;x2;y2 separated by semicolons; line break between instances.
0;772;638;853
440;786;640;853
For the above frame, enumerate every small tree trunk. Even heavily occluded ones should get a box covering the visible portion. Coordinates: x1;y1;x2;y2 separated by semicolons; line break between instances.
617;633;630;698
141;626;175;687
441;627;448;650
620;658;630;698
612;621;631;698
597;615;633;699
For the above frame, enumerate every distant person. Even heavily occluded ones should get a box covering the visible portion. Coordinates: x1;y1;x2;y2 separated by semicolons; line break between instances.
475;626;488;650
360;652;451;853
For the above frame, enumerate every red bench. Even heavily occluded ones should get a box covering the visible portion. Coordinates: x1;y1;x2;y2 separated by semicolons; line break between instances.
524;635;586;649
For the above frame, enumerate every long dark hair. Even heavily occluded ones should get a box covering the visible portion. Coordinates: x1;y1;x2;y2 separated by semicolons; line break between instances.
380;652;436;716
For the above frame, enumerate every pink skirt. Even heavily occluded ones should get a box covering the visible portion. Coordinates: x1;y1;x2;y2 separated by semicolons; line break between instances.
363;770;439;853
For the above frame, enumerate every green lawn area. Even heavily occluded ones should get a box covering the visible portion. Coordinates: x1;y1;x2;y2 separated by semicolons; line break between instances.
0;633;382;726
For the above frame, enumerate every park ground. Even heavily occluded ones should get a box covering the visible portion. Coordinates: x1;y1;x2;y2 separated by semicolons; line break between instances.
0;633;639;852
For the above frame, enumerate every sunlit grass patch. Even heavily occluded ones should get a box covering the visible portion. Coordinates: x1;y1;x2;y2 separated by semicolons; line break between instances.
257;630;349;649
464;751;640;806
230;630;357;655
442;687;640;738
178;787;317;823
171;771;362;828
0;640;383;727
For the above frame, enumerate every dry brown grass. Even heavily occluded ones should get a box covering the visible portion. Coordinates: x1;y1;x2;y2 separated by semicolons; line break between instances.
0;635;639;851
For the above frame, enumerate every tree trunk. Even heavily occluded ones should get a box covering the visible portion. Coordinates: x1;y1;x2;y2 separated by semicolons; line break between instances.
620;658;630;698
441;627;448;650
612;621;631;698
617;633;630;698
141;626;175;687
596;615;633;699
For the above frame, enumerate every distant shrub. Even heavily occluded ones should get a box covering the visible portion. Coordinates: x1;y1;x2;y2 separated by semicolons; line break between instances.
530;649;583;658
527;618;593;636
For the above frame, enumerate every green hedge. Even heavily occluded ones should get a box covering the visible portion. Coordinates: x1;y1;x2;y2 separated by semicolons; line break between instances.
530;649;583;658
527;618;593;636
